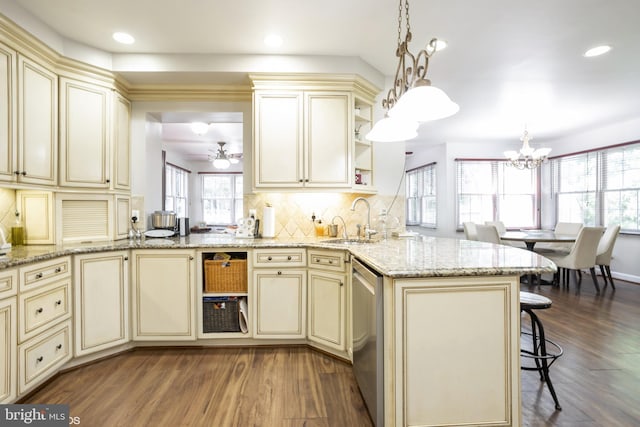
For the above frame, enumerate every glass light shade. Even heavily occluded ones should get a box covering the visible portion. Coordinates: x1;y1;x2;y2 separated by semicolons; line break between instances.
388;85;459;122
212;158;230;169
190;122;209;135
229;157;240;164
504;150;520;161
365;116;419;143
533;147;552;159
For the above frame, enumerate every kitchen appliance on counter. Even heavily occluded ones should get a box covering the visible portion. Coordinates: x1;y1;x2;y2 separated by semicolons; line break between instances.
149;210;177;236
178;217;190;236
352;258;384;426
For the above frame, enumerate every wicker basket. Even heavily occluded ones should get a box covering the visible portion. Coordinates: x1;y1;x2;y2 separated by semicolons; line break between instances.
204;259;248;293
202;297;240;333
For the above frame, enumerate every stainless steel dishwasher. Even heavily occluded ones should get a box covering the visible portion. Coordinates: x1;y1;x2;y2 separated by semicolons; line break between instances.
352;258;384;426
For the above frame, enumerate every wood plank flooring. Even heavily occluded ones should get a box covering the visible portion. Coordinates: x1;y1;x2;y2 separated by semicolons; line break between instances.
22;276;640;426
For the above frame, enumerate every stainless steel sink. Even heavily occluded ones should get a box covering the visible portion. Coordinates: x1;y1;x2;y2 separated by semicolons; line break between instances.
322;238;376;245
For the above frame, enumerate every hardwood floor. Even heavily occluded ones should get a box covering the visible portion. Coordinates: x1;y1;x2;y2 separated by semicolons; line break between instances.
22;276;640;426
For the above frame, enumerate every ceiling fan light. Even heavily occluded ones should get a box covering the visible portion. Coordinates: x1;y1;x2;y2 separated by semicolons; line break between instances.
389;85;459;122
213;158;231;169
365;116;419;142
229;157;240;164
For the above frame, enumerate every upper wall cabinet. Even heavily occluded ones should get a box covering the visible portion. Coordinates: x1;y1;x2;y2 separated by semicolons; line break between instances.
112;93;131;191
250;74;380;192
0;42;58;186
253;90;352;189
59;77;111;188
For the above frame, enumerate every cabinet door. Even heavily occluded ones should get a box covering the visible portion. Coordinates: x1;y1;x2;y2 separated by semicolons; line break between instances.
308;269;346;352
253;91;304;188
59;77;110;188
132;250;196;341
74;251;129;356
0;297;16;403
253;269;306;338
17;54;57;185
0;42;17;182
17;190;55;245
112;93;131;190
305;92;352;187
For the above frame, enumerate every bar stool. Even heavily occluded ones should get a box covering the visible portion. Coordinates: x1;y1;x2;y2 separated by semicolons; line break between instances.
520;291;563;410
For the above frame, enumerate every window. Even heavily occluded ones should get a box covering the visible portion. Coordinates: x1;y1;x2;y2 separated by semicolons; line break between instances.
552;141;640;232
165;163;189;217
406;163;437;227
201;173;243;225
456;160;539;229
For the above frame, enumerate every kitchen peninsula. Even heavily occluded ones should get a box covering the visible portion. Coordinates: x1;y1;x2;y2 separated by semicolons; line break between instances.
0;234;555;427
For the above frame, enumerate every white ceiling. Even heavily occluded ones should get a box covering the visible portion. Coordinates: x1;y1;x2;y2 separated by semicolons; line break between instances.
10;0;640;158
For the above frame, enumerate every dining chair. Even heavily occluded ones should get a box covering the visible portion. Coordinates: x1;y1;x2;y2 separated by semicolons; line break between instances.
545;226;604;293
486;220;527;248
463;222;477;241
475;224;502;244
595;224;621;289
536;221;584;253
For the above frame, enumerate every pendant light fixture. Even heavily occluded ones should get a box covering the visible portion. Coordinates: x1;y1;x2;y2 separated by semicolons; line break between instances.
366;0;459;142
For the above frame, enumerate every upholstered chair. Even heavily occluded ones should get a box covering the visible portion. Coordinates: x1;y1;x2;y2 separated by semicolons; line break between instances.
595;224;621;289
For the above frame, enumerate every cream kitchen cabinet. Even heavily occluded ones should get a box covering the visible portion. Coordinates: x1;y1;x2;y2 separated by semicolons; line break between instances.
307;250;348;355
74;251;129;356
0;44;57;186
131;250;196;341
59;76;111;188
387;275;521;427
112;92;131;190
0;268;17;403
253;89;352;189
252;248;307;339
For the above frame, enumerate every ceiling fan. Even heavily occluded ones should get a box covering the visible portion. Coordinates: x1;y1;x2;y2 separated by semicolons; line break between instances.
208;142;242;169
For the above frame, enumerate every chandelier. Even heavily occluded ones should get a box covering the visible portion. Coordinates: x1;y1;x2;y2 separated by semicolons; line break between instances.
366;0;459;143
504;127;551;169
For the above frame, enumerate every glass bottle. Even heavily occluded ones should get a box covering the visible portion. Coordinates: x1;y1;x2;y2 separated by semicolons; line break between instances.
11;211;25;246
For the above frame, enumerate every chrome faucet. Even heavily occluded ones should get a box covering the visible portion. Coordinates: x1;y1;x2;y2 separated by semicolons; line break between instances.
350;197;376;239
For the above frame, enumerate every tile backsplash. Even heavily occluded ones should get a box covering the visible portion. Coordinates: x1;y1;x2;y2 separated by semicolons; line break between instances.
245;193;405;238
0;188;17;243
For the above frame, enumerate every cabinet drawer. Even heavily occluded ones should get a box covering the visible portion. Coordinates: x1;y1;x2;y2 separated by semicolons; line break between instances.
19;280;71;342
253;249;306;267
308;250;347;272
19;257;71;293
18;320;72;394
0;269;18;299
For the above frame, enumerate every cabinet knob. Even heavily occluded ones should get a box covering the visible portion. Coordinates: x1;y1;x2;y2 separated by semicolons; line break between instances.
36;307;43;314
55;267;62;273
267;256;272;261
329;260;333;264
314;258;320;263
299;179;304;183
340;282;344;287
124;256;129;261
55;300;62;306
106;179;110;183
189;256;194;260
56;344;62;350
36;356;44;363
287;256;292;260
35;273;43;279
277;271;282;275
14;171;20;176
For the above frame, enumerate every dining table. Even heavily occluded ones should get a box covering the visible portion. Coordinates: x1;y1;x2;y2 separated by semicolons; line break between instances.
500;230;577;251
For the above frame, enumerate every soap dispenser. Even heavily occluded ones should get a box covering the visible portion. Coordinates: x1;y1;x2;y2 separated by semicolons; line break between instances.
11;211;25;246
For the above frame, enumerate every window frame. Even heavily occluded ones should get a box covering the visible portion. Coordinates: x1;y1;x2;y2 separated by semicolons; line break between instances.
455;159;541;230
406;162;437;228
200;172;244;226
164;162;190;217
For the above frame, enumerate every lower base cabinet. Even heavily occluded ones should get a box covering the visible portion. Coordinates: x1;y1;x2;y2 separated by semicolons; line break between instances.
388;276;521;427
74;251;129;356
17;320;71;395
131;250;196;341
253;269;306;339
0;297;16;403
307;269;346;353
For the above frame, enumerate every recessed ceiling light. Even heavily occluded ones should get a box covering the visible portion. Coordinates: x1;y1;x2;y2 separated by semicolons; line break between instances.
584;45;611;57
264;34;283;48
113;32;135;45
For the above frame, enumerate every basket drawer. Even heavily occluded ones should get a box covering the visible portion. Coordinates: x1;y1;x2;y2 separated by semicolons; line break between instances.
202;297;240;333
204;259;247;293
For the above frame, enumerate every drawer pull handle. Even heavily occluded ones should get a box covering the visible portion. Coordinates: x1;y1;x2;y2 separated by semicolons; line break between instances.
36;356;44;363
56;344;62;350
329;260;334;264
267;256;272;261
277;271;282;275
287;255;292;260
35;273;43;279
314;258;320;262
55;267;62;273
55;300;62;306
36;308;43;314
340;282;344;287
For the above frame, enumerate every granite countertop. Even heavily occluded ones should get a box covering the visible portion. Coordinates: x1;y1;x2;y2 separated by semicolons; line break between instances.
0;234;556;278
